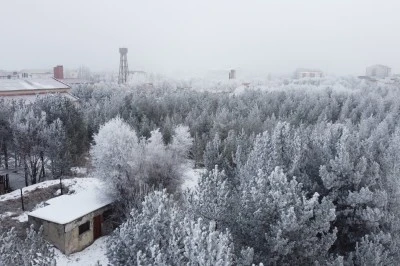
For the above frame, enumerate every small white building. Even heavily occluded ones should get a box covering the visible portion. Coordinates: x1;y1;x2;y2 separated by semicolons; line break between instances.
295;68;323;79
366;64;391;79
28;190;114;254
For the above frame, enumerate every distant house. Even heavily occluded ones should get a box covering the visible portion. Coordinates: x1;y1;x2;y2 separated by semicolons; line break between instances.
0;78;78;103
366;64;391;79
28;190;114;254
295;68;323;79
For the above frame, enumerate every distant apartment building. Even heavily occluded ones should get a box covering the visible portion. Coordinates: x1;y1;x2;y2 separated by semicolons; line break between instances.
366;64;391;79
0;71;20;79
295;68;323;79
19;69;53;79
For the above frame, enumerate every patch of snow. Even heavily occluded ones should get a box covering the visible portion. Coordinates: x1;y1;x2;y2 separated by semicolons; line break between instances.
70;167;87;175
12;212;28;222
54;236;109;266
0;211;15;219
181;163;205;190
66;178;101;195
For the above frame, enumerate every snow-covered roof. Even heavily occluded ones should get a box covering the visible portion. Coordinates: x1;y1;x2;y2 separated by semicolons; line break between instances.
29;188;113;225
0;78;70;92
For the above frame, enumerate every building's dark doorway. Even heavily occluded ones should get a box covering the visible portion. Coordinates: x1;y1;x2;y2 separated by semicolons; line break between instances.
93;215;102;240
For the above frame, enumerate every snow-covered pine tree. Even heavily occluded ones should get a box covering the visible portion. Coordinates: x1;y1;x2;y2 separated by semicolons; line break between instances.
107;190;247;266
0;225;55;266
238;167;337;265
319;128;389;256
186;166;233;233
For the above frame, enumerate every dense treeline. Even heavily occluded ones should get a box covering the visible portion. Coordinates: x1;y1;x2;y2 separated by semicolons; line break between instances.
2;77;400;264
74;79;400;173
76;78;400;264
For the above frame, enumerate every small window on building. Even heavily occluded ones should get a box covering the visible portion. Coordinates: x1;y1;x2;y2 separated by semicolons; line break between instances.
103;210;112;221
79;221;90;235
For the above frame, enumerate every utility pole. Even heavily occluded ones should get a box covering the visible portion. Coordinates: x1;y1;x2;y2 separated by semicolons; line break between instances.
20;188;25;211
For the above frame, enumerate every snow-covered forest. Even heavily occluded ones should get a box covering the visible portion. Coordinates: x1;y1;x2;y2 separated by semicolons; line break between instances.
2;76;400;265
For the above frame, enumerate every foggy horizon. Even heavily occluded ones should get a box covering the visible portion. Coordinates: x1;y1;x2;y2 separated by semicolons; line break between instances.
1;0;400;77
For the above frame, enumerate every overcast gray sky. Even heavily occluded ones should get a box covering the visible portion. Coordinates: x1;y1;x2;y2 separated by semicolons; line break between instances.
1;0;399;77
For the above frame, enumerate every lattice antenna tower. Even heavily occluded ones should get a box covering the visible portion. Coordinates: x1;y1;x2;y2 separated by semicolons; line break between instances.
118;48;129;84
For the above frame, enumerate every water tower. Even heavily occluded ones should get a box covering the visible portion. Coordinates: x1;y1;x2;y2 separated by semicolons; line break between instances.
118;48;129;84
229;69;236;79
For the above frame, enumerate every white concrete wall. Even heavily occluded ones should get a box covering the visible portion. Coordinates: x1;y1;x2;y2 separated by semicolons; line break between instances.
64;205;111;255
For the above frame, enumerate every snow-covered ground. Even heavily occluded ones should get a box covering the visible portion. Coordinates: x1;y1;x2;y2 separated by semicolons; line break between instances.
70;167;88;176
181;160;205;190
54;236;109;266
12;212;28;222
181;167;205;190
0;177;101;202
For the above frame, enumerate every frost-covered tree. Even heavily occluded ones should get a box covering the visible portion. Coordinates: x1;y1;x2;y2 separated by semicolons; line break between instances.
346;232;393;266
319;128;388;255
35;95;88;165
11;107;48;185
187;166;233;231
90;116;142;212
107;190;246;266
91;117;193;213
203;132;223;171
44;119;68;178
237;167;337;265
0;100;12;169
0;226;55;266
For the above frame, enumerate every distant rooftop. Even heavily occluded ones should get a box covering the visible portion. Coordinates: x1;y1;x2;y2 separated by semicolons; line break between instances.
0;78;70;92
57;78;93;85
296;68;322;73
19;69;52;74
367;64;391;69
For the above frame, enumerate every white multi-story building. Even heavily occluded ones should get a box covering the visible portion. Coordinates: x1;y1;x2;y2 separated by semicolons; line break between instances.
295;68;323;79
366;65;391;79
